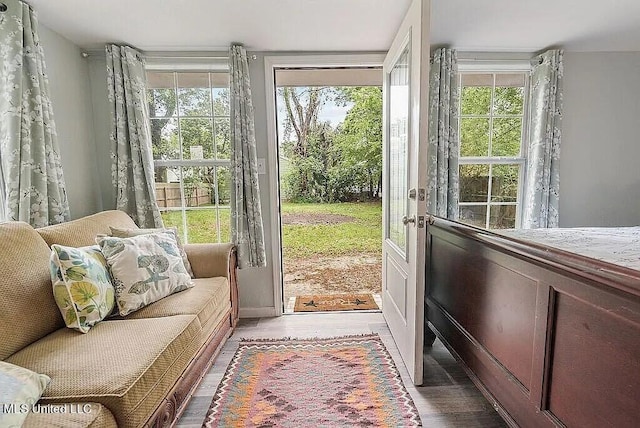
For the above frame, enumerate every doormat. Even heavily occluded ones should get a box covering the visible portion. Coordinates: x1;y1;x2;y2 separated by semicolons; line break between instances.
293;293;379;312
202;334;421;427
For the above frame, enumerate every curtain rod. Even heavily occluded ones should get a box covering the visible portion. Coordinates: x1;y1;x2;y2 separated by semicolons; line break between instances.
81;52;258;60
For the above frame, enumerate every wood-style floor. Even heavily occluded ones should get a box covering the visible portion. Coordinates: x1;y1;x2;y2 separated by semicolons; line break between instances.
176;312;507;427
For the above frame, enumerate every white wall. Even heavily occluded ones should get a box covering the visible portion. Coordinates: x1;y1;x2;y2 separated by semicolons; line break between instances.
560;52;640;227
237;52;277;314
39;25;102;218
86;56;115;210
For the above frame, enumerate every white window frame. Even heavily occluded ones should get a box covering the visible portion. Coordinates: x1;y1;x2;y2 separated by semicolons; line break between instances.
457;60;531;229
146;57;231;243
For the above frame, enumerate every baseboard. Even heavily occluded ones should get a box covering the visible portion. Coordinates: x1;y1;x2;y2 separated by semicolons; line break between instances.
239;307;278;318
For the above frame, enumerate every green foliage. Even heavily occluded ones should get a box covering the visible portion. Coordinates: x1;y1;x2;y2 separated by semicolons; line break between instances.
279;86;382;203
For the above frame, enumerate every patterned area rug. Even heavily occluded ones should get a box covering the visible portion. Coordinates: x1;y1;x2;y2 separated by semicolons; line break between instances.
293;293;379;312
202;335;421;427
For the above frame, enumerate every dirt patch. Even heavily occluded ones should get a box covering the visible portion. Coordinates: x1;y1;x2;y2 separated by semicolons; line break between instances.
283;254;382;303
281;213;355;225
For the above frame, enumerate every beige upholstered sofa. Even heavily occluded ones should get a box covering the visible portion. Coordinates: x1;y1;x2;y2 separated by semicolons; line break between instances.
0;210;239;427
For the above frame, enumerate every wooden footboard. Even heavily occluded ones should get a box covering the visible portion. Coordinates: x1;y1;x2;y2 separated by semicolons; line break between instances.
425;217;640;427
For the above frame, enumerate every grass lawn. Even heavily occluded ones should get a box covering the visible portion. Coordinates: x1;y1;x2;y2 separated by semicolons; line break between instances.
161;202;382;258
161;208;231;243
281;202;382;259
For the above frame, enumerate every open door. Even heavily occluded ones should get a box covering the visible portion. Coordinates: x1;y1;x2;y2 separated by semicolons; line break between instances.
382;0;430;385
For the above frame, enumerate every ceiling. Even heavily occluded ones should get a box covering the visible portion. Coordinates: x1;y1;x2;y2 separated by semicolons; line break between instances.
26;0;640;52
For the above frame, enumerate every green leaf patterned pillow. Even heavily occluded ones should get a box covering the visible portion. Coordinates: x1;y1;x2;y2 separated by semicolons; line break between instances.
0;361;50;427
50;245;116;333
97;231;194;316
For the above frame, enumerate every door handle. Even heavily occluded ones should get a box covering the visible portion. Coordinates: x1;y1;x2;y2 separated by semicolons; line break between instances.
402;215;416;225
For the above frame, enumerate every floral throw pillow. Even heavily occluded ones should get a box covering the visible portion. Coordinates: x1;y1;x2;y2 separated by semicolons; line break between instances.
97;231;194;316
0;362;50;427
109;226;194;278
50;245;116;333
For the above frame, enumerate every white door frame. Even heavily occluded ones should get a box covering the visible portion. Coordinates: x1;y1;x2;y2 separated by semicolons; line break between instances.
264;54;386;316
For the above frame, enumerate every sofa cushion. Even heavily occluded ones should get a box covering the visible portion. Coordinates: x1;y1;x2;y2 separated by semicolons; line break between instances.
37;210;137;248
6;315;202;428
0;361;51;428
50;245;116;333
23;403;117;428
123;278;230;328
97;232;194;316
0;222;64;360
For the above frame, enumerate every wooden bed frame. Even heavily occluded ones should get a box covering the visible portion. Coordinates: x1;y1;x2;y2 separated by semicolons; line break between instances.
425;216;640;427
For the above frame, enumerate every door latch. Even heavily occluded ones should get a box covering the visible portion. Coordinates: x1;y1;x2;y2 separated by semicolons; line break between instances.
417;215;425;228
402;215;416;225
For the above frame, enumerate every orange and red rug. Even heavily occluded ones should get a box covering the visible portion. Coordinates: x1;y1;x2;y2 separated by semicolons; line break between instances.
202;334;421;427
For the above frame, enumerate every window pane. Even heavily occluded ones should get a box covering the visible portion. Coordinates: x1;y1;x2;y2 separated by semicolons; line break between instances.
160;210;186;240
494;86;524;115
491;118;522;156
459;205;487;228
495;73;525;87
148;88;176;118
147;71;174;89
491;164;520;202
184;209;215;243
217;209;231;242
214;118;231;159
177;73;212;116
460;118;490;157
150;118;179;160
182;167;214;208
461;74;492;115
490;205;517;229
387;46;410;252
154;166;182;206
213;88;230;116
459;164;489;202
180;118;213;160
216;166;231;206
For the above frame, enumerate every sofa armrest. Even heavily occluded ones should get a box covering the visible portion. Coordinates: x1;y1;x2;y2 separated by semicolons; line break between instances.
183;243;235;279
184;243;239;326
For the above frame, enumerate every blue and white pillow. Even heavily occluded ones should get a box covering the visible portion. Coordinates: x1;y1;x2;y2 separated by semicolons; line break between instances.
97;231;194;316
0;361;50;427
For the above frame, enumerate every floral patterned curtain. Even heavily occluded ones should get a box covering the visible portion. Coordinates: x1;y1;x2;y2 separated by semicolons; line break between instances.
0;0;70;227
105;44;163;228
522;49;564;229
229;44;266;268
426;48;460;219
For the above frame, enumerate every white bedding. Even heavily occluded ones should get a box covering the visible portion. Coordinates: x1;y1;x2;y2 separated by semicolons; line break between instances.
498;226;640;271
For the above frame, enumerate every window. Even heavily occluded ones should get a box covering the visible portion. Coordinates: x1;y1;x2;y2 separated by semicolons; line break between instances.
146;71;231;243
458;71;529;229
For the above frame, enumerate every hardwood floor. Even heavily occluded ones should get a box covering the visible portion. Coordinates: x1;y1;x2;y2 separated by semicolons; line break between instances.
176;312;506;427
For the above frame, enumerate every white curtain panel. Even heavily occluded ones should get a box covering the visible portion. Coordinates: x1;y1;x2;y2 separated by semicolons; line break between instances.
427;48;460;219
0;0;70;227
229;44;266;268
105;44;163;228
522;49;564;229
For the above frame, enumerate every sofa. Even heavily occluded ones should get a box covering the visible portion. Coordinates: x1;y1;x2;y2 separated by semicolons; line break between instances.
0;210;239;427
